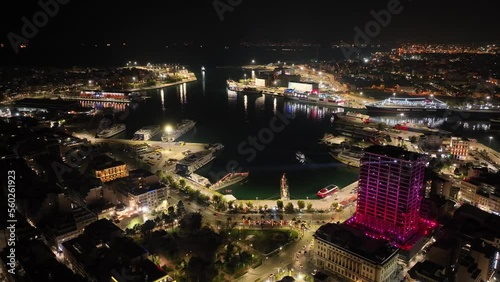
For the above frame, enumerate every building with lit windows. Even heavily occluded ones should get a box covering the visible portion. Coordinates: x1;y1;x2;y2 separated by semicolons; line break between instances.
449;137;470;160
352;145;427;245
459;179;500;214
90;155;129;183
114;182;168;213
313;223;399;282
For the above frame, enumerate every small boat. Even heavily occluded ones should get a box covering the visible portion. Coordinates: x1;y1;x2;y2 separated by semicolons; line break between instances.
317;184;339;198
296;151;305;163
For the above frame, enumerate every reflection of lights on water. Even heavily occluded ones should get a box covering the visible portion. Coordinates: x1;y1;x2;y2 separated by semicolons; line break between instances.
273;97;277;114
160;88;165;110
244;95;248;114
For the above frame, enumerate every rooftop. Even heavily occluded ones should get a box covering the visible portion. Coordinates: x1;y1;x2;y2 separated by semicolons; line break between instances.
129;168;156;179
314;223;399;265
130;182;167;196
90;155;126;171
408;260;447;282
364;145;425;161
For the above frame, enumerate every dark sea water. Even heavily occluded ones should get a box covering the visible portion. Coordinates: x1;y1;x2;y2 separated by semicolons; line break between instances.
121;68;360;200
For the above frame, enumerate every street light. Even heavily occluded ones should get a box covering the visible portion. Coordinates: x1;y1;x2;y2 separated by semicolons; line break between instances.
164;125;173;134
393;92;396;97
489;136;493;147
251;59;255;64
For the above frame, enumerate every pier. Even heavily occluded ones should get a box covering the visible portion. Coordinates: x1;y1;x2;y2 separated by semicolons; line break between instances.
61;96;131;103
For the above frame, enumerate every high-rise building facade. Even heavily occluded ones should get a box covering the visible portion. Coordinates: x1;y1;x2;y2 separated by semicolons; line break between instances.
353;145;426;244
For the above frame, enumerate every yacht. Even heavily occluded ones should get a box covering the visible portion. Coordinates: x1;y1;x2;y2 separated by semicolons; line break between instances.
162;119;196;142
96;123;126;138
132;125;162;141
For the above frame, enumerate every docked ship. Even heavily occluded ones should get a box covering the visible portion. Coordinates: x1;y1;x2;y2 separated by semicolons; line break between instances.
330;148;363;168
96;123;126;138
393;122;440;134
335;112;370;124
132;125;162;141
284;89;345;106
448;105;500;120
210;172;249;190
161;119;196;142
365;97;449;115
317;184;339;198
205;143;225;156
237;87;263;95
176;150;215;175
296;151;305;163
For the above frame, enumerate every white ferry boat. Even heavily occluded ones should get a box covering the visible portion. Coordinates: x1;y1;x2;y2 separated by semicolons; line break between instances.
176;150;215;175
96;123;126;138
132;125;162;141
161;119;196;142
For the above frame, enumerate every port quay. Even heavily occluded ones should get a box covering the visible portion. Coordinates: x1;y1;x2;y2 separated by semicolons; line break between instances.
86;136;360;208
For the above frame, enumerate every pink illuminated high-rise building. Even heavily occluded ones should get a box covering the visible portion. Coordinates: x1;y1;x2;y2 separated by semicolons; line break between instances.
352;145;426;245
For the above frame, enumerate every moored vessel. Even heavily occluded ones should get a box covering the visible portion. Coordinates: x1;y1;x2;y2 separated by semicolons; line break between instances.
211;172;249;190
317;184;339;198
335;111;370;123
162;119;196;142
96;123;126;138
365;97;448;115
132;125;161;141
238;87;263;95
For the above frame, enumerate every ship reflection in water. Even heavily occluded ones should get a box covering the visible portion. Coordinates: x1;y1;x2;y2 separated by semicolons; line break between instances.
285;101;337;121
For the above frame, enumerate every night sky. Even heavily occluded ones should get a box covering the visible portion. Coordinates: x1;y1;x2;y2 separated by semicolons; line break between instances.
0;0;499;57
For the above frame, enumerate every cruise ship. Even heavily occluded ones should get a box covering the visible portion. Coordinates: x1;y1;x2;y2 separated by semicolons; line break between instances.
317;184;339;198
365;97;449;115
96;123;126;138
132;125;162;141
161;120;196;142
284;89;345;106
176;150;215;175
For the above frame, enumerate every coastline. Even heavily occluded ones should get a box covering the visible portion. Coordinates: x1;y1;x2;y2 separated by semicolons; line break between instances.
127;76;197;92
